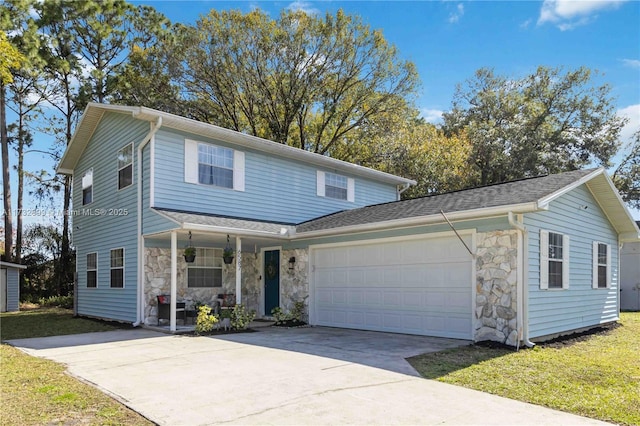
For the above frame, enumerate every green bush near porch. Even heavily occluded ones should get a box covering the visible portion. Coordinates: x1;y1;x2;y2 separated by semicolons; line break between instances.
408;312;640;426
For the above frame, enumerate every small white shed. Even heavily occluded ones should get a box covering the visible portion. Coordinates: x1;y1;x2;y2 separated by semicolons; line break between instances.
1;261;26;312
620;223;640;311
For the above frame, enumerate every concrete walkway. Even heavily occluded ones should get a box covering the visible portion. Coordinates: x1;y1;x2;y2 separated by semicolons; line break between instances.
8;327;608;425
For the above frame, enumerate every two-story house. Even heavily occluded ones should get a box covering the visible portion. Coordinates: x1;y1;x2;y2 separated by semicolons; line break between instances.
58;103;639;346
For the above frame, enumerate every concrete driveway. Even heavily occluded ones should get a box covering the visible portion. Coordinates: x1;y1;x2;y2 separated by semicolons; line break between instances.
8;327;607;425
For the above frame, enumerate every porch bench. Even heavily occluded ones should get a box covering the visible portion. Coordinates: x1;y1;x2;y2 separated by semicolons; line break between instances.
157;295;186;325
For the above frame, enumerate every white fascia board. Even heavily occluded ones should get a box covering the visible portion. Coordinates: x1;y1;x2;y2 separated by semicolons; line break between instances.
620;232;640;243
296;202;539;239
536;168;604;208
0;261;27;269
182;223;293;239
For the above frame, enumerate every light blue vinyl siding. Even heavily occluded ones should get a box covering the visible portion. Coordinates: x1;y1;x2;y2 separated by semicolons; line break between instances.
141;142;177;235
152;129;398;223
4;267;20;311
524;184;619;339
73;112;148;323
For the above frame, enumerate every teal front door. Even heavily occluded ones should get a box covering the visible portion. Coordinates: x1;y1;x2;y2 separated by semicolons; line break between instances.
264;250;280;316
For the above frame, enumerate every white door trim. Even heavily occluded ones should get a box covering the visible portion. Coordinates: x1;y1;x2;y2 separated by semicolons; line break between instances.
260;245;282;317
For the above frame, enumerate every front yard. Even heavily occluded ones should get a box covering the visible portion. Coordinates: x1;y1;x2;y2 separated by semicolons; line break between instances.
1;307;638;425
408;312;640;426
0;307;151;425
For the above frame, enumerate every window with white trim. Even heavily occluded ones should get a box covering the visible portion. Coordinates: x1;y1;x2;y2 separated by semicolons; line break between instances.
187;248;223;288
316;171;355;202
540;230;569;289
117;143;133;190
184;140;245;191
87;252;97;288
593;242;611;289
110;248;124;288
82;168;93;205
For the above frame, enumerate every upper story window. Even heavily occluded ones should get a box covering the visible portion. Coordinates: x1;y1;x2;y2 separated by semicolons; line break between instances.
86;252;97;288
110;248;124;288
117;143;133;190
184;139;245;191
317;171;355;202
187;248;223;288
540;230;569;290
593;242;611;289
82;168;93;205
198;143;234;188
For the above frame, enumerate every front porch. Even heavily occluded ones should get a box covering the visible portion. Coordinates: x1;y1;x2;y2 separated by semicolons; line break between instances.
142;214;309;331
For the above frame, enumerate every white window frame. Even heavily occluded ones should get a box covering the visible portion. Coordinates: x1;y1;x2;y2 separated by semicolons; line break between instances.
82;168;93;205
117;143;134;190
110;248;125;289
187;248;223;288
592;242;611;289
184;139;245;191
316;170;355;202
540;230;570;290
86;252;97;288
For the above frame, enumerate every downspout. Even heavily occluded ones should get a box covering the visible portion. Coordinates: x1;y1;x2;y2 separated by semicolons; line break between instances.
397;182;411;200
508;212;535;348
134;116;162;327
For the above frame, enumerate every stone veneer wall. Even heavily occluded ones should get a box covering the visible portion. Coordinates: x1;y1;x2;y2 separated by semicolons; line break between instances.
144;247;260;325
475;230;519;346
278;248;309;320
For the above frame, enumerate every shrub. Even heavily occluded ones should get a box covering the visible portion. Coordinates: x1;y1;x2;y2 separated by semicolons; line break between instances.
271;306;288;323
38;295;74;309
230;304;255;330
195;305;218;334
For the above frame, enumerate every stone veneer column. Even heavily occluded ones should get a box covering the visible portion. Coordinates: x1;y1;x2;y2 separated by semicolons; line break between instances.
279;248;309;321
475;231;519;346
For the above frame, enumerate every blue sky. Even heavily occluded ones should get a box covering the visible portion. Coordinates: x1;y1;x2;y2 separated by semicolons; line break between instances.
5;0;640;226
138;0;640;138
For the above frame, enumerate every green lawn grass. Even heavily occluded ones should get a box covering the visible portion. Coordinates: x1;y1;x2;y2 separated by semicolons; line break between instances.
408;312;640;426
0;307;128;341
1;307;151;425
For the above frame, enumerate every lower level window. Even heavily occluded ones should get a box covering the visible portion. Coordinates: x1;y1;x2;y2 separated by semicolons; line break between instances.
187;248;222;288
87;253;97;288
110;248;124;288
593;242;610;289
540;230;569;290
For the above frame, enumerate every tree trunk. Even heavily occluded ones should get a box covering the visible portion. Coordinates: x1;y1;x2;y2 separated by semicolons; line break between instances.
16;106;24;263
1;84;13;262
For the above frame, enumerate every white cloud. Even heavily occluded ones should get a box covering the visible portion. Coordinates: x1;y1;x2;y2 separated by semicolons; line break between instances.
420;108;444;124
621;59;640;69
286;1;320;15
520;19;532;29
538;0;628;30
448;3;464;24
618;104;640;144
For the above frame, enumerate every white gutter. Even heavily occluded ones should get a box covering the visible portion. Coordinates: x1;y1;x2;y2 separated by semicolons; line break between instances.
182;223;293;239
508;212;535;348
297;202;540;239
134;116;162;327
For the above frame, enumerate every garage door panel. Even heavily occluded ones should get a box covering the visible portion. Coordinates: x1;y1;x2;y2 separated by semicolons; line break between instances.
313;235;473;339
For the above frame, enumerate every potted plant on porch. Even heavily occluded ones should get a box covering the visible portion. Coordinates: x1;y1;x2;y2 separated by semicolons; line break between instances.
223;234;234;264
184;246;196;263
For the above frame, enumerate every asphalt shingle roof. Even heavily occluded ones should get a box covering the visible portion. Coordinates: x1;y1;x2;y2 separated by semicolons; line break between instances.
297;168;598;233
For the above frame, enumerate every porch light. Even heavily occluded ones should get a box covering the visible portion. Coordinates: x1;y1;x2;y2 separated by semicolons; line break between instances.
288;256;296;271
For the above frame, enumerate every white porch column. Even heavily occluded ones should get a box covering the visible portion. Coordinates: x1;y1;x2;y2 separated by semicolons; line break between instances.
235;236;242;304
170;230;177;332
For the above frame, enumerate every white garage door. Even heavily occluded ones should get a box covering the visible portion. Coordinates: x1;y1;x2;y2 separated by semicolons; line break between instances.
311;234;473;339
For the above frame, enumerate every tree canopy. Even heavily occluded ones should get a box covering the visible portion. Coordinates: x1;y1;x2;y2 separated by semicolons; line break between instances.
442;66;627;186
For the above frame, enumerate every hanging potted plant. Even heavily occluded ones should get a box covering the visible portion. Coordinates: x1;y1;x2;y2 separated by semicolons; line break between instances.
223;235;234;264
184;246;196;263
184;231;196;263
